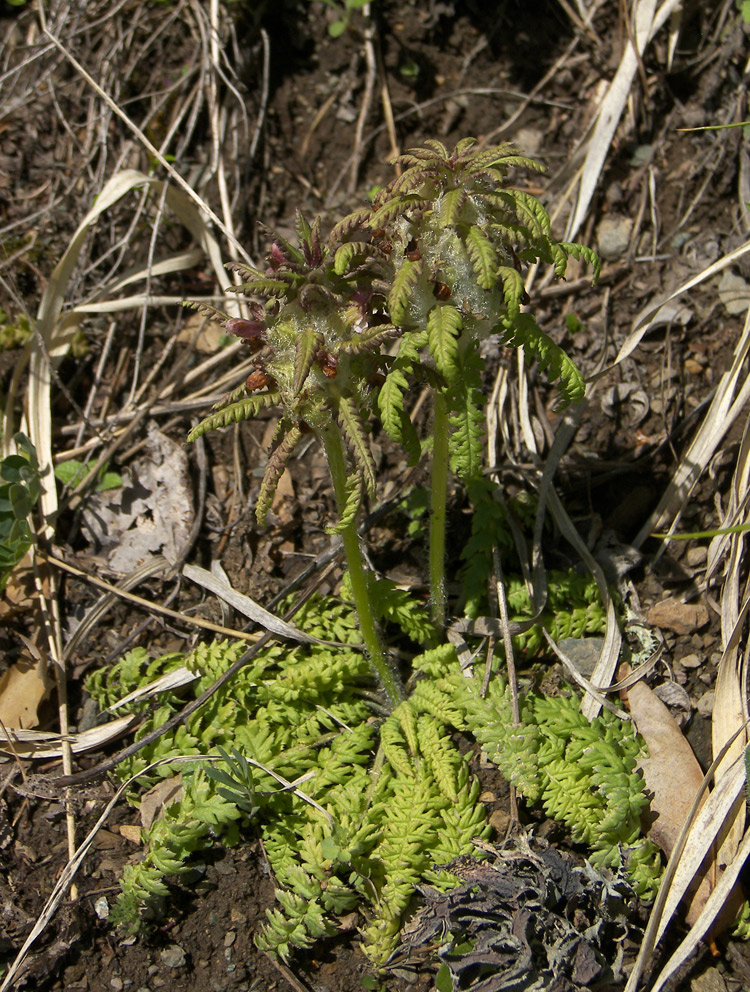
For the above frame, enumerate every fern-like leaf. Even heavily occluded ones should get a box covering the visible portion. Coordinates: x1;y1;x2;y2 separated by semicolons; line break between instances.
423;137;450;159
377;365;410;443
385;167;436;197
293;327;323;396
446;351;485;482
472;148;545;173
181;300;231;324
499;312;585;407
388;257;424;327
417;715;458;802
339;323;401;355
377;367;421;464
228;276;292;297
394;144;443;165
557;241;601;281
256;423;302;525
327;471;364;535
491;190;551;238
369;577;435;645
337;395;376;495
439;187;469;226
379;716;414;779
496;265;526;320
427;304;462;381
333;241;378;276
465;226;498;291
393;700;419;756
369;195;419;230
329;208;373;244
454;136;478;156
187;392;281;441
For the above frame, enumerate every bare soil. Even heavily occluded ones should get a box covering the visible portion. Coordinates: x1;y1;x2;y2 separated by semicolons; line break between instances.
1;1;750;990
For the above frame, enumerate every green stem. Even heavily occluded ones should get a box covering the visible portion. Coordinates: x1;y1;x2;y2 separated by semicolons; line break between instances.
322;426;404;709
429;390;450;631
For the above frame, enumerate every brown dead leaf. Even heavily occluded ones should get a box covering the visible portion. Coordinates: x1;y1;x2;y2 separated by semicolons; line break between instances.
81;424;194;575
622;665;711;925
0;550;36;621
176;311;225;353
140;774;182;830
0;654;52;730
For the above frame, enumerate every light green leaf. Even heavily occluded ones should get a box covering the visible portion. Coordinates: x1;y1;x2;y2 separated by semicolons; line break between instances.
427;304;462;381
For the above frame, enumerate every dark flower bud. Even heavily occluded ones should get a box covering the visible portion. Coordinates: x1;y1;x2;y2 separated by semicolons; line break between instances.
268;242;287;271
318;351;339;379
227;318;265;341
246;368;275;392
405;238;421;261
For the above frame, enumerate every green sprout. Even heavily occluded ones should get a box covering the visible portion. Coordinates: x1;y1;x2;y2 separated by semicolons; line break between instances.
0;433;42;591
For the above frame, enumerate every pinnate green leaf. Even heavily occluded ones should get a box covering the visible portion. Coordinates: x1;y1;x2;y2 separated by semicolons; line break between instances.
427;304;462;381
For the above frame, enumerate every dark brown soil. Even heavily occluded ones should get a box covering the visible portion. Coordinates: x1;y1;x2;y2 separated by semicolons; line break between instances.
2;1;750;990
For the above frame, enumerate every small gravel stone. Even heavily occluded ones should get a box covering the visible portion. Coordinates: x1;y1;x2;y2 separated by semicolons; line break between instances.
686;546;708;567
679;653;702;669
596;215;633;260
160;944;186;969
489;809;511;836
93;896;109;920
647;597;709;635
557;637;604;679
691;967;727;992
110;979;123;992
696;691;715;717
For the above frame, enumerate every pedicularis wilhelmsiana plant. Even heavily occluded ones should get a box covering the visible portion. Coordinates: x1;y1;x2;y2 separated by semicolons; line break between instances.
188;138;599;704
91;139;680;965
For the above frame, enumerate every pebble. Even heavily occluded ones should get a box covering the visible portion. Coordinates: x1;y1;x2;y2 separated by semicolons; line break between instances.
110;980;123;992
489;809;511;836
686;546;708;567
159;945;186;969
647;597;709;635
596;215;633;260
696;690;715;717
679;653;702;669
94;896;110;920
557;637;604;679
690;967;727;992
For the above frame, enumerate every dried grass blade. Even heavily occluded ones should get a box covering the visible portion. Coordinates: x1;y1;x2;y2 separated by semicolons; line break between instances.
607;240;750;374
648;818;750;992
0;715;138;759
566;0;681;240
108;667;199;711
181;563;322;645
634;306;750;546
624;740;748;992
546;487;621;717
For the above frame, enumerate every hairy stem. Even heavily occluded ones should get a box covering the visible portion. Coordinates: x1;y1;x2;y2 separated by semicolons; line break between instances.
429;390;450;631
323;426;404;709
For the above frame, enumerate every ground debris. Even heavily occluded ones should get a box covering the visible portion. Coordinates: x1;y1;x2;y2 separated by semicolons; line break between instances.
389;837;641;991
